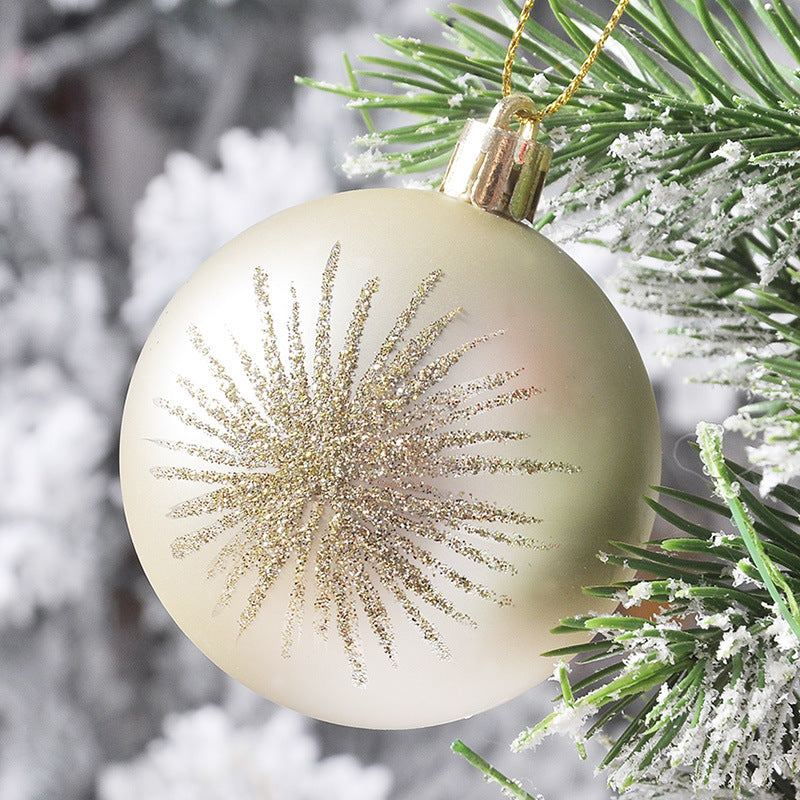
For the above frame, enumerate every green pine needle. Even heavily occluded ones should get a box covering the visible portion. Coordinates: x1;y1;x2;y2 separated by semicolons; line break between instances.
509;430;800;795
451;740;540;800
697;422;800;640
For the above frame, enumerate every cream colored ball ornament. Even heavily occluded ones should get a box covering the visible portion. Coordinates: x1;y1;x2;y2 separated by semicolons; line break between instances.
119;97;660;729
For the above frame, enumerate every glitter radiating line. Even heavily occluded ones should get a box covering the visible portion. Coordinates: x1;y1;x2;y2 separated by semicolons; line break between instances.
154;243;577;686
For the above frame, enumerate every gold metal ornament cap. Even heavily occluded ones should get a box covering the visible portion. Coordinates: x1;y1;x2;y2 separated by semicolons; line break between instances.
439;94;553;224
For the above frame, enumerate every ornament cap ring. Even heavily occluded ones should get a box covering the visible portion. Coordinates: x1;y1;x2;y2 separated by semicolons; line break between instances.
487;94;542;139
440;94;553;224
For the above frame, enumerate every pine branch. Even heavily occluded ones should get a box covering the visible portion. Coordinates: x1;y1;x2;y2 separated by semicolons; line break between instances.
452;740;540;800
698;422;800;640
509;425;800;797
444;428;800;800
299;0;800;177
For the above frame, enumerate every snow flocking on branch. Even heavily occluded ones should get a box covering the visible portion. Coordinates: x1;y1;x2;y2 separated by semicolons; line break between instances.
0;362;109;627
606;613;800;796
122;128;335;344
513;603;800;798
96;705;392;800
0;139;82;266
0;138;122;626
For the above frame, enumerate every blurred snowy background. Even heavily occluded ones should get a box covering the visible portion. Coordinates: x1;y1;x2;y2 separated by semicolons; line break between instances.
0;0;741;799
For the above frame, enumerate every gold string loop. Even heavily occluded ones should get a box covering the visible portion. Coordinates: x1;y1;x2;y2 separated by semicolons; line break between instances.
502;0;630;121
441;0;628;221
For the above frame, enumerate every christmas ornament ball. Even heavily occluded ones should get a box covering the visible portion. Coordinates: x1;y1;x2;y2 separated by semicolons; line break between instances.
120;187;660;729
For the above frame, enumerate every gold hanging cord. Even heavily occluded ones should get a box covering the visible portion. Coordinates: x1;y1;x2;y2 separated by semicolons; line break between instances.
502;0;631;120
440;0;630;221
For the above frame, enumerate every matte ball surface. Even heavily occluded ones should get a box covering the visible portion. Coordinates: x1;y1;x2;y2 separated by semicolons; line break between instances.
119;188;660;729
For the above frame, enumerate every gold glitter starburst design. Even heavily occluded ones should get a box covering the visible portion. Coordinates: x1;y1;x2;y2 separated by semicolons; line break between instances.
152;242;576;685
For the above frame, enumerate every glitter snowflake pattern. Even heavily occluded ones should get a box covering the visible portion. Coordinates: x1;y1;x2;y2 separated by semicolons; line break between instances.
153;243;576;685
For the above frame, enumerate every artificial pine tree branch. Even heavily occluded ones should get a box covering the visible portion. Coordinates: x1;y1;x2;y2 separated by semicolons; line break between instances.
698;422;800;640
511;426;800;796
452;740;539;800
